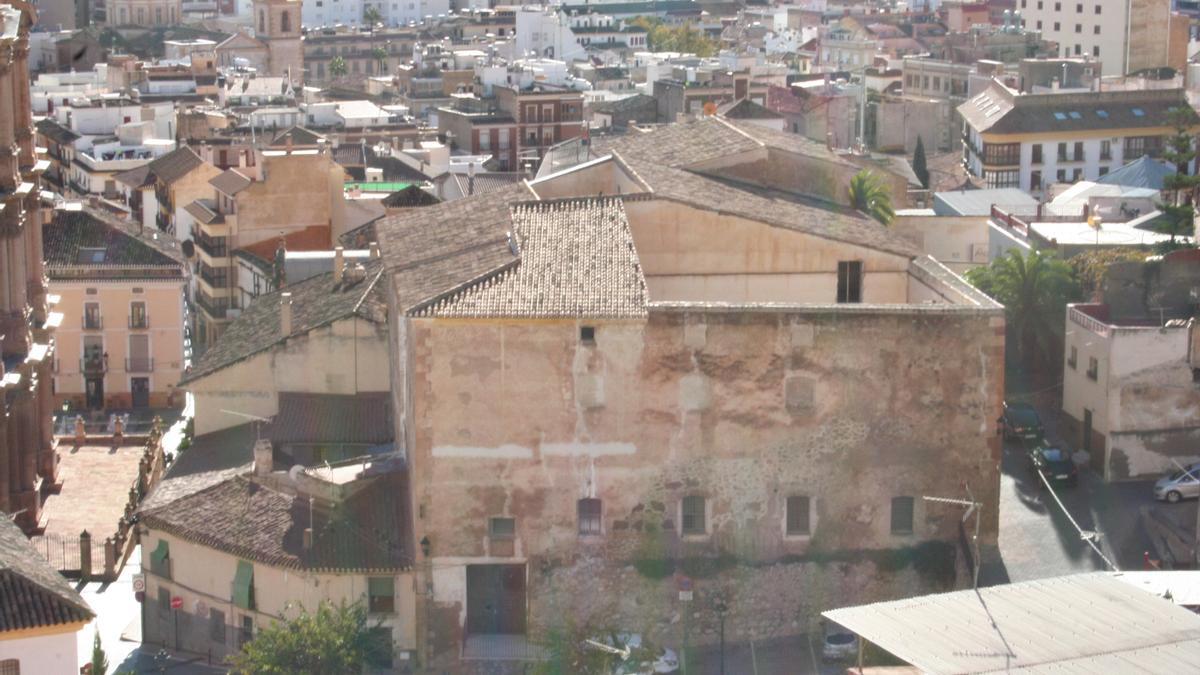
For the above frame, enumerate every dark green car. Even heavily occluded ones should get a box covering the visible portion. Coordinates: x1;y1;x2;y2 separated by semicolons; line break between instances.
1002;402;1045;443
1028;444;1078;487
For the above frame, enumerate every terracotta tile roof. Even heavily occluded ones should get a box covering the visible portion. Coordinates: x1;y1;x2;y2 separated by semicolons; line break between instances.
0;518;93;632
376;181;534;313
209;168;252;195
717;98;783;120
44;206;187;275
113;164;154;189
269;392;392;445
237;225;331;264
269;126;324;147
144;146;206;184
595;118;919;256
140;423;257;512
35;117;80;145
380;184;440;208
415;198;647;319
182;258;387;384
183;199;223;225
142;471;412;572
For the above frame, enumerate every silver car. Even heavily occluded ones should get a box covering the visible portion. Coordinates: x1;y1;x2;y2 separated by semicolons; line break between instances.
1154;463;1200;503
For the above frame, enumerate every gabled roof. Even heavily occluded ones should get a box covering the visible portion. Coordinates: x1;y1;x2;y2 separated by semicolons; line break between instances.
144;145;207;184
415;198;647;319
0;517;93;633
113;163;154;189
269;125;325;148
717;97;783;120
960;83;1195;136
269;392;392;445
381;183;441;208
35;117;80;145
182;258;387;384
140;423;257;512
142;470;412;572
209;168;252;195
44;207;185;275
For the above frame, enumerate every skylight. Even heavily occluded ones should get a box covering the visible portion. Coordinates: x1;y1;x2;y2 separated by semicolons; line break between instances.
1068;111;1082;119
1096;110;1109;118
1053;112;1067;120
77;247;106;264
1132;108;1145;117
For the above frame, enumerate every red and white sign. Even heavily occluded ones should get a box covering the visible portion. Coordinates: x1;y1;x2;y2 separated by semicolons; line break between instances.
132;574;145;593
170;596;183;610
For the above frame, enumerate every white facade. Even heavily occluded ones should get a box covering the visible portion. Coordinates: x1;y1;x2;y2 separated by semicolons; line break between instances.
515;5;586;62
1019;0;1127;75
0;630;83;675
301;0;362;28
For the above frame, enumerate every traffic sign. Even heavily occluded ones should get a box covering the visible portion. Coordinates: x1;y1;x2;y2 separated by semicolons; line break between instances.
132;574;145;593
678;590;694;602
170;596;183;610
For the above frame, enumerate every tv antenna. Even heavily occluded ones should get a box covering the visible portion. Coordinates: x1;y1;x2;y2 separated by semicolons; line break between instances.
220;409;274;440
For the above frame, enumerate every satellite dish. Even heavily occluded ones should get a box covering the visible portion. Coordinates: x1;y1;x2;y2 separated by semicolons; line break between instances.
288;464;304;484
181;239;195;258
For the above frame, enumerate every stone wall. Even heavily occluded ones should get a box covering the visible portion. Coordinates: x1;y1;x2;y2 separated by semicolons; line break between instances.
407;302;1004;664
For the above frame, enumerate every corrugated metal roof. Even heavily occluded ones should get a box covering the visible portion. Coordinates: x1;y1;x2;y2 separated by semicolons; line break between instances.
824;572;1200;674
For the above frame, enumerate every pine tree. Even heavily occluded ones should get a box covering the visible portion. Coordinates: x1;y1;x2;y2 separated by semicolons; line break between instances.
1154;106;1200;243
912;135;930;189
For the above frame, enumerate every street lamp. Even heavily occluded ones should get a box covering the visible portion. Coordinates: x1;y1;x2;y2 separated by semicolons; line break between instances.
713;600;729;675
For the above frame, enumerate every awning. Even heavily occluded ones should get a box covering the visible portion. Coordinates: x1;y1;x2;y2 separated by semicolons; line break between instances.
150;539;169;576
232;560;255;610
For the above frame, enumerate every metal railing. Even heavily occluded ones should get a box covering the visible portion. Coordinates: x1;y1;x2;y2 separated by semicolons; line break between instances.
80;356;108;374
82;314;103;330
129;315;149;329
125;357;154;373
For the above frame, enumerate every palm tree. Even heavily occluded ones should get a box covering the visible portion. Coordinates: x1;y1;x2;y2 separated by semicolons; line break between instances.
848;170;895;225
965;248;1079;366
329;56;348;79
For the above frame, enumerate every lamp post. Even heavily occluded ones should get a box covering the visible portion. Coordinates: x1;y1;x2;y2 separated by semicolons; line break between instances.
714;600;729;675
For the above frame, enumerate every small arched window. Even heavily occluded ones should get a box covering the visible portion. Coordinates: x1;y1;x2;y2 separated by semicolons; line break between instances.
280;11;290;32
258;10;265;33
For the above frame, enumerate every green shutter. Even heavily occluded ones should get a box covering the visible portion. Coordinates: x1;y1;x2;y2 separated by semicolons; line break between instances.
232;560;255;610
150;539;170;577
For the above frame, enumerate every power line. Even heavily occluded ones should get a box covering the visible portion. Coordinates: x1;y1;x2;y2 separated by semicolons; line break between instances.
1034;468;1119;572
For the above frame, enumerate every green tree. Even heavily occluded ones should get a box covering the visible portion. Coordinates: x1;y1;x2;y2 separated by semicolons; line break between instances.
848;170;895;225
229;601;391;675
966;249;1080;365
1154;105;1199;243
627;17;717;57
371;46;388;74
329;55;348;79
912;135;929;189
90;631;108;675
361;5;382;30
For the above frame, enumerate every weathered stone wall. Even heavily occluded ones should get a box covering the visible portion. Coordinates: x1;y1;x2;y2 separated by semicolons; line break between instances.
408;303;1004;662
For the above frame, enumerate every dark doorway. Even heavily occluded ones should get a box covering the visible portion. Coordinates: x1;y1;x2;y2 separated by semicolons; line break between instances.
86;377;104;410
131;377;150;408
1082;408;1093;453
466;564;526;635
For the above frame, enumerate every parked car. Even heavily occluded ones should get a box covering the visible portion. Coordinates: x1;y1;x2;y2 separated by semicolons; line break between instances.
1027;444;1078;487
1154;464;1200;503
1001;402;1045;442
822;620;858;661
584;633;679;674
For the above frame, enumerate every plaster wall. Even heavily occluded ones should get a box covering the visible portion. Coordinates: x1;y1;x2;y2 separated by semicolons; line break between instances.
232;153;344;248
892;214;988;276
51;278;187;408
624;200;911;304
167;164;223;242
0;628;82;675
142;531;416;659
189;316;389;435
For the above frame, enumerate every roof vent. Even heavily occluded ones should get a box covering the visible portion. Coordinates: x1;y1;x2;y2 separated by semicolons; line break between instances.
345;262;367;285
506;230;519;256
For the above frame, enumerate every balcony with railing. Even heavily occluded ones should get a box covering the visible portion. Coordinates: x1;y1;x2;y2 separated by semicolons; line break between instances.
125;357;154;373
129;314;149;329
82;314;103;330
80;355;108;374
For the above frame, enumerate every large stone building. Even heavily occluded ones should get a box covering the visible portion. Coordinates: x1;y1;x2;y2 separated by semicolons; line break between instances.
0;0;62;534
1018;0;1187;75
106;0;180;25
372;117;1005;666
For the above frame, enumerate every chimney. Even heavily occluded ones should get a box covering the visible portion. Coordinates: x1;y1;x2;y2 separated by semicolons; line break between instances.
369;241;380;258
468;162;476;196
253;438;273;475
302;527;313;550
734;75;749;101
280;292;293;335
333;246;345;283
286;135;293;154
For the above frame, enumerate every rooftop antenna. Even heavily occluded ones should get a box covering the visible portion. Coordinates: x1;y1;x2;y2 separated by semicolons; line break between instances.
220;409;274;440
923;484;982;588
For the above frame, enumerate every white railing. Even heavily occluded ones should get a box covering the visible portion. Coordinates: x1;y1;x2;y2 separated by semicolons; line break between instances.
1069;305;1111;337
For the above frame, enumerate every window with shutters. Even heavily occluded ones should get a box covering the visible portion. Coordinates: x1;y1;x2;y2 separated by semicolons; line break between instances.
681;496;706;535
578;498;602;535
891;496;914;535
786;496;811;536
